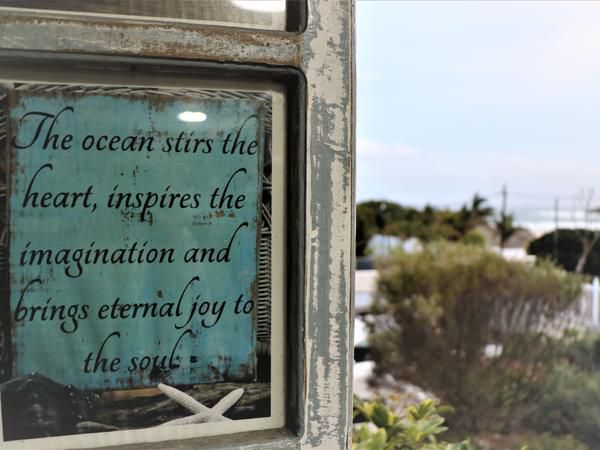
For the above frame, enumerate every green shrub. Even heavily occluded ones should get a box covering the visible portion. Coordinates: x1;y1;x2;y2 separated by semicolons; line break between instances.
514;332;600;447
370;243;582;432
356;196;494;256
525;362;600;447
520;432;589;450
460;230;486;247
353;397;473;450
557;330;600;372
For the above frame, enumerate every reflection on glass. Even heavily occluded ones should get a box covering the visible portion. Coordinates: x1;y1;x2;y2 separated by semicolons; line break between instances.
0;0;287;30
178;111;207;122
232;0;286;13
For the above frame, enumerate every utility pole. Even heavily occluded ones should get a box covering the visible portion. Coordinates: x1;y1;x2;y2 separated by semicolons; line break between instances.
554;197;559;261
498;183;508;249
501;183;508;218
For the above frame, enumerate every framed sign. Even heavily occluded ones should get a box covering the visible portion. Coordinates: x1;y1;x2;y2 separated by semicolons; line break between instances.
0;74;288;448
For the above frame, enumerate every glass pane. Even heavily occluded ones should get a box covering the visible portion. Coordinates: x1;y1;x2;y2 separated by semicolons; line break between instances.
0;0;288;31
0;80;287;446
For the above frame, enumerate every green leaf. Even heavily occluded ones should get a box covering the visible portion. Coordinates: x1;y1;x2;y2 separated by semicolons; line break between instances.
371;403;394;428
416;417;447;436
435;404;455;416
355;424;373;442
367;428;388;450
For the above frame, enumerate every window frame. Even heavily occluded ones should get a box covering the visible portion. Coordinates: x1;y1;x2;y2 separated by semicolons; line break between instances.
0;0;354;447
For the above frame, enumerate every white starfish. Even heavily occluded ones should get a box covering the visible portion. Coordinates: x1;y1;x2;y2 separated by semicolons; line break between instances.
156;383;244;426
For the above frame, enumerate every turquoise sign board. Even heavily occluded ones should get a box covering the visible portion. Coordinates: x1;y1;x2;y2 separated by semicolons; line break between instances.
8;91;263;389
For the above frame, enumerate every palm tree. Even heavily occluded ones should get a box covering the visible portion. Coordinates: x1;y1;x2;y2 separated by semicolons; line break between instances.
468;193;494;226
454;194;494;238
496;212;517;249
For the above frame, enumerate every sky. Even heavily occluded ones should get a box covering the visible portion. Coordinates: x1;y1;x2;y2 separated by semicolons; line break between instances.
356;1;600;222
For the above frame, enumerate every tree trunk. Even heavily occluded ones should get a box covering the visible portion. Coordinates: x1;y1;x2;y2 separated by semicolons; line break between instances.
575;238;592;273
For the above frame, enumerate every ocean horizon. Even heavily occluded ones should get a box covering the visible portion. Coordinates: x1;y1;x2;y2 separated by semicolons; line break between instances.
513;207;599;237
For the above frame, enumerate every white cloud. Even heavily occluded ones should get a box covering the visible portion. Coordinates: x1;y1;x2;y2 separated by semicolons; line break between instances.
356;142;600;206
357;137;419;160
441;4;600;103
356;138;429;203
484;152;600;197
359;2;600;109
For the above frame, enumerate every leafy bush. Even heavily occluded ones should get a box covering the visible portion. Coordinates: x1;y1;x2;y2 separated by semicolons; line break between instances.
353;397;472;450
557;330;600;372
531;369;600;447
524;334;600;447
356;196;493;256
353;397;589;450
520;432;588;450
370;243;582;432
460;230;486;247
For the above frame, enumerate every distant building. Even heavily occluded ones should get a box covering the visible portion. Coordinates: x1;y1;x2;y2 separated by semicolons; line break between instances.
368;234;421;257
355;268;377;315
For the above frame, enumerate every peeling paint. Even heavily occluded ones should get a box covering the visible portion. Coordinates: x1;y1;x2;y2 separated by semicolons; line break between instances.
0;12;301;66
300;0;354;449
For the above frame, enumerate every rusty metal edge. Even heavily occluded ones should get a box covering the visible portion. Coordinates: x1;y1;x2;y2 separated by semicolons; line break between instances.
0;10;302;66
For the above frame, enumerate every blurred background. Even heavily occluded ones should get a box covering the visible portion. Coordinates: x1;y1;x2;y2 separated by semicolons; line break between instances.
353;2;600;449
